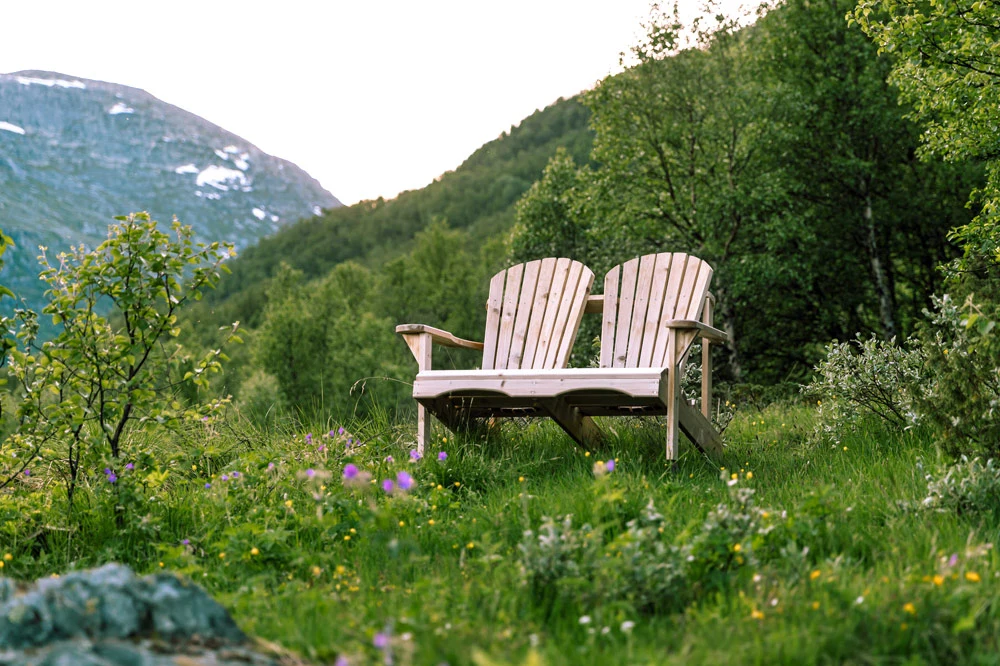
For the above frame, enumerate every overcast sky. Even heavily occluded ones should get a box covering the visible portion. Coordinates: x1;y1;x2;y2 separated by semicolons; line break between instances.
1;0;744;206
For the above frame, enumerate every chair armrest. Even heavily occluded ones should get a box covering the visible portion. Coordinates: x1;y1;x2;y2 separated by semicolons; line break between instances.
661;320;729;343
395;324;485;351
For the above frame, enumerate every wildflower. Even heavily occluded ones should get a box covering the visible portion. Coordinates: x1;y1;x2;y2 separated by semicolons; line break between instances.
23;470;29;476
318;444;326;452
410;449;422;461
106;472;117;483
305;433;313;444
267;462;275;471
584;451;591;457
312;566;322;577
397;471;414;491
933;574;945;586
606;459;615;472
745;471;753;480
125;463;134;470
811;601;820;610
204;483;211;489
231;471;240;478
620;620;635;633
338;426;345;435
966;572;981;583
251;547;259;556
519;476;525;482
438;451;448;461
181;540;190;546
733;543;742;552
306;468;316;478
221;474;229;482
398;521;405;527
382;479;395;494
385;455;394;463
855;596;864;605
343;464;359;479
373;633;389;649
948;553;959;567
284;500;293;508
219;552;226;560
751;609;765;620
810;570;821;581
466;542;475;549
903;602;916;614
336;656;349;666
579;615;591;625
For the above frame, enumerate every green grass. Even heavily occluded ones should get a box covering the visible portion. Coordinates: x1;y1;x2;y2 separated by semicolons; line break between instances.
2;402;999;665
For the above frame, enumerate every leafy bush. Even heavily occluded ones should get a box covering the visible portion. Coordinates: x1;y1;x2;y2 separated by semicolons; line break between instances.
804;335;927;444
921;456;1000;518
0;213;236;508
914;294;1000;458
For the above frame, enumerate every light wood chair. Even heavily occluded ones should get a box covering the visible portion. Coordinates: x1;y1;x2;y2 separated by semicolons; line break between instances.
397;252;727;460
396;257;595;453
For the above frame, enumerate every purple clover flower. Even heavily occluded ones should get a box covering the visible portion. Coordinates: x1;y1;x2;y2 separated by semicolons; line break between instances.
338;426;345;435
373;633;389;649
343;464;359;479
382;479;394;494
106;472;117;483
267;462;275;471
204;482;211;489
182;539;190;545
231;471;240;478
396;471;414;491
385;455;394;463
409;449;422;461
437;451;447;461
318;444;326;452
606;459;615;472
125;463;134;470
305;433;313;445
221;474;229;482
306;468;316;478
23;469;29;477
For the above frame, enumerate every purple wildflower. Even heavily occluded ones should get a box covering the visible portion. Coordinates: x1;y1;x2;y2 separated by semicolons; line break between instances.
267;462;275;471
204;482;211;489
231;471;240;478
335;656;349;666
409;449;422;461
182;539;190;545
396;471;414;491
347;438;354;447
306;468;316;478
384;455;394;463
221;474;229;482
338;426;345;435
382;479;394;494
343;464;359;479
949;553;959;568
104;468;112;475
373;633;389;649
125;463;134;470
106;472;117;483
23;469;29;476
318;444;326;452
606;459;615;472
305;433;313;444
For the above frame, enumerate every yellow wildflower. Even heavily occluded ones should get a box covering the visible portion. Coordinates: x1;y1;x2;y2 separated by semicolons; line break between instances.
312;566;322;577
903;603;916;614
428;519;435;525
519;476;525;482
219;552;226;560
933;574;945;586
466;542;475;549
344;535;351;541
750;609;765;620
810;570;821;581
966;572;981;583
731;473;738;480
398;521;405;527
746;471;753;480
733;543;742;552
2;554;11;562
251;547;259;556
811;601;820;610
284;500;293;508
158;562;164;568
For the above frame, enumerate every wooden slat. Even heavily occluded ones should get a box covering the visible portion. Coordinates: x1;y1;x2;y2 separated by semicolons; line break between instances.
652;253;688;366
678;400;724;457
553;266;595;368
625;254;657;368
612;258;639;367
481;269;506;370
396;325;484;351
412;366;666;400
671;258;706;364
532;258;571;368
508;260;541;369
544;261;585;368
542;397;604;450
701;296;713;419
521;258;556;369
684;263;713;320
639;253;673;367
494;263;524;370
599;266;619;368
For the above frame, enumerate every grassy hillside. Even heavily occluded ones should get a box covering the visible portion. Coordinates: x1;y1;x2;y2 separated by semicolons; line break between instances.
191;97;592;332
3;406;998;664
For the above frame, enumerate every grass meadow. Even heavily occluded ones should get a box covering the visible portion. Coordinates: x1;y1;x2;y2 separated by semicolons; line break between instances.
2;400;998;665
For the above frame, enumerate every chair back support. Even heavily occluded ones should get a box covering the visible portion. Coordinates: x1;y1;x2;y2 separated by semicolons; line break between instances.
482;258;595;370
599;253;713;368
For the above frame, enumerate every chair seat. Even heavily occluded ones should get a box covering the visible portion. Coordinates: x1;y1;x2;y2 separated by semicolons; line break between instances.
414;367;670;416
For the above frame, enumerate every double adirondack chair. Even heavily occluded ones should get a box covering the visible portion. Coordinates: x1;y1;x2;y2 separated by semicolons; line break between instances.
396;252;727;460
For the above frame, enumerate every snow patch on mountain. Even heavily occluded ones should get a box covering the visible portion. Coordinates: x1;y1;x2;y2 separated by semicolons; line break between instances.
16;76;86;89
252;207;267;220
108;102;134;115
196;165;247;191
0;121;26;135
174;164;199;175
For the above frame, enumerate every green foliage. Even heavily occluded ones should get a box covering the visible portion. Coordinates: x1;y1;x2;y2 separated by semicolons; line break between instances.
805;335;927;444
921;456;1000;518
0;213;236;506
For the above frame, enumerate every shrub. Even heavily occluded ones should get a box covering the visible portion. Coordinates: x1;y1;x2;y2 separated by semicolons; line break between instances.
804;335;927;444
921;456;1000;518
0;213;237;509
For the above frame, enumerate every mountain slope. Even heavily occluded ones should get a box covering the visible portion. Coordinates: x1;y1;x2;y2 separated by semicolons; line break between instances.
0;70;340;310
192;96;593;330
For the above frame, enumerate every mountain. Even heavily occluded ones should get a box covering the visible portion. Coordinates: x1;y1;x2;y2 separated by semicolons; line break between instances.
0;70;340;311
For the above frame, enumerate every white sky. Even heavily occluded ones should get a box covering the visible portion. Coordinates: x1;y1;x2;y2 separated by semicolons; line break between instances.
0;0;745;206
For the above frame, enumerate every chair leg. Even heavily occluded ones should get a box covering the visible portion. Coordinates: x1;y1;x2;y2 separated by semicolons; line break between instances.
665;335;680;461
417;403;430;455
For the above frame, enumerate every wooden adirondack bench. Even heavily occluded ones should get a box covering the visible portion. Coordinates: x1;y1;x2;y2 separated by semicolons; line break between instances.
397;252;727;460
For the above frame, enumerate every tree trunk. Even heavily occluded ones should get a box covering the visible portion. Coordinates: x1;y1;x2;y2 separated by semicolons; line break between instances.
864;187;897;341
713;284;742;382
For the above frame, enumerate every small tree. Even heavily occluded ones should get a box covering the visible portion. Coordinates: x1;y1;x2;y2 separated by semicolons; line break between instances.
0;213;238;507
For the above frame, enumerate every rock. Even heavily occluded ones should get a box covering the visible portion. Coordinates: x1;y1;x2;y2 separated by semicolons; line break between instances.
0;565;298;666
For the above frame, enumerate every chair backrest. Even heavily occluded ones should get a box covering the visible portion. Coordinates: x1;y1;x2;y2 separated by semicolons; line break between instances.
482;258;595;370
599;252;713;368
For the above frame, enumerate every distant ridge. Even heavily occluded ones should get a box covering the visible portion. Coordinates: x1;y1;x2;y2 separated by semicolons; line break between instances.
0;70;340;314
